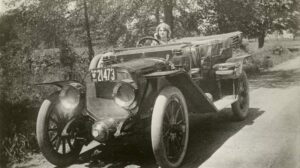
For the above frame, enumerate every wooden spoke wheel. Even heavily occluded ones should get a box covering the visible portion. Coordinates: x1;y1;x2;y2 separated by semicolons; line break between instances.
36;93;83;166
151;86;189;168
232;71;250;120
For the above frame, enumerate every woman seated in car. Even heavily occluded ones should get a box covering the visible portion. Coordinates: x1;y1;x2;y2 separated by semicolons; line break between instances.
152;22;172;45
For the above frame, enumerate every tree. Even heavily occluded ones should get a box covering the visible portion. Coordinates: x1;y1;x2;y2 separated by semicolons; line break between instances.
83;0;94;61
174;0;218;36
250;0;299;48
162;0;175;32
212;0;300;48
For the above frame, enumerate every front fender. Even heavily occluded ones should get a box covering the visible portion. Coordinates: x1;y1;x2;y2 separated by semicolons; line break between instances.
36;80;85;90
37;81;86;117
226;54;252;75
138;70;218;119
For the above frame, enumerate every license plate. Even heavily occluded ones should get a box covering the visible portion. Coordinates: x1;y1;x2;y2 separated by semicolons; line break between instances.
91;68;116;82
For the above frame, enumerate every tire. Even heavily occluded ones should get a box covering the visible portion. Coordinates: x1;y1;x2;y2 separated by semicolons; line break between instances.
36;93;83;166
151;86;189;168
231;71;250;120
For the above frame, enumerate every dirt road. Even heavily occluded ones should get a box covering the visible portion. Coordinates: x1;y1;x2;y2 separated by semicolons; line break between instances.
183;57;300;168
13;56;300;168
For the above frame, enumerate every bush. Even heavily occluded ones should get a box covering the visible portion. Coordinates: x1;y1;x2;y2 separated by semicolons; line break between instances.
246;39;299;70
0;133;30;165
0;41;89;166
0;99;39;167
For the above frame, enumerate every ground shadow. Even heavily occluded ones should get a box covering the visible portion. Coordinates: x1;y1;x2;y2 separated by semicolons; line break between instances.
248;69;300;89
182;107;264;167
76;143;151;168
69;108;263;168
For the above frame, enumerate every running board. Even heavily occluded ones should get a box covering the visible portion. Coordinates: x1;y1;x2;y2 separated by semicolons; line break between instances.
214;95;237;111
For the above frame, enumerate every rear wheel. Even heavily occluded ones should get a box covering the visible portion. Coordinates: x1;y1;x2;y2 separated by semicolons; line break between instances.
36;94;83;166
151;86;189;168
232;71;250;120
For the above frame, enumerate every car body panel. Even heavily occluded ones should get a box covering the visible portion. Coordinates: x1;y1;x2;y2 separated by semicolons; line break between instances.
86;80;130;120
145;70;218;113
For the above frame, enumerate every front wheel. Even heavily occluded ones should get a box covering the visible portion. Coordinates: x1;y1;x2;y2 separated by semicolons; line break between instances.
151;86;189;168
232;71;250;120
36;94;83;166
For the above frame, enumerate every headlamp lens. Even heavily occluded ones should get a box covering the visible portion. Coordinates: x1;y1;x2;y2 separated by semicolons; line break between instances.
113;83;136;108
59;85;80;110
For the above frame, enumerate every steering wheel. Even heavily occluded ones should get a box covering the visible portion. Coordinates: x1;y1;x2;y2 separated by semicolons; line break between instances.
136;37;161;47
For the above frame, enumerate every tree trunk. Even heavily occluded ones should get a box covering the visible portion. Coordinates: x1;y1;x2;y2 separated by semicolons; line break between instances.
155;6;160;25
83;0;94;61
163;0;174;34
258;32;265;48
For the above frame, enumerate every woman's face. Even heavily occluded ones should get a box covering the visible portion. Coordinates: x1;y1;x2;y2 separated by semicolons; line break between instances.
158;28;168;39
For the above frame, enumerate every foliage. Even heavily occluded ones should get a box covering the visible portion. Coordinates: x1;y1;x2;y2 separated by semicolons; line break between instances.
86;0;148;47
0;98;38;167
0;5;88;166
248;39;298;65
212;0;300;47
174;0;218;36
0;11;18;47
0;133;30;165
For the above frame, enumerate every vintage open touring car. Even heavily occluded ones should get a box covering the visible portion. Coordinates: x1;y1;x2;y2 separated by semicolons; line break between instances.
36;31;250;168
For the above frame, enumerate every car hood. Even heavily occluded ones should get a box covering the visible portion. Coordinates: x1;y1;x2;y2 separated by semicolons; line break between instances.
89;43;188;71
112;57;169;74
86;57;169;121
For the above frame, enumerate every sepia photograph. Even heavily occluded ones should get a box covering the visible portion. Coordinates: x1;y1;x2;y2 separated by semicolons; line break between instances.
0;0;300;167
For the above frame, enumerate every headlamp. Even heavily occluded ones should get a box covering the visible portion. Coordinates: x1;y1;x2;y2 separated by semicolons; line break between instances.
59;85;80;112
112;82;136;109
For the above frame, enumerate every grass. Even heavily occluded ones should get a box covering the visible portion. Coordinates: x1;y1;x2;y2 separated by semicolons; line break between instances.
240;38;300;74
248;39;300;66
